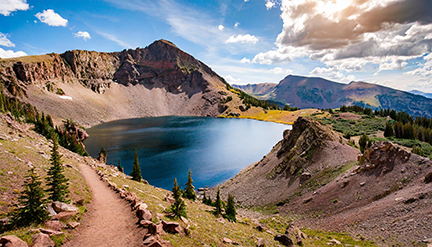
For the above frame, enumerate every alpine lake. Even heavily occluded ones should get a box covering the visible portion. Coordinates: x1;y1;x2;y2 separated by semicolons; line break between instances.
84;116;290;190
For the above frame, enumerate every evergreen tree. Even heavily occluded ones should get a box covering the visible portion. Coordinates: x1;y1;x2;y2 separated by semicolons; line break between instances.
224;194;237;222
202;191;208;204
384;121;394;137
359;134;369;154
46;140;69;202
214;188;223;216
169;178;187;218
12;168;49;227
130;149;142;182
118;158;123;173
184;169;196;201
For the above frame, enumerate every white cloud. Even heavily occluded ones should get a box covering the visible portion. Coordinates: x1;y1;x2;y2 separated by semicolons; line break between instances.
244;0;249;2
0;48;27;58
265;0;276;10
73;31;91;41
96;31;130;47
226;34;259;44
35;9;68;27
407;54;432;77
310;66;355;83
225;75;241;83
0;33;15;47
271;67;292;75
234;22;240;28
218;25;225;31
0;0;29;16
240;57;251;64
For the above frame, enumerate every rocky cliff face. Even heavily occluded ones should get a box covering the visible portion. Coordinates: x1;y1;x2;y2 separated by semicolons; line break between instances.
0;40;234;126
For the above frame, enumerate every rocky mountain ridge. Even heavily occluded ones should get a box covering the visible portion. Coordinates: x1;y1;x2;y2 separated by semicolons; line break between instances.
214;115;432;246
0;40;238;126
234;75;432;117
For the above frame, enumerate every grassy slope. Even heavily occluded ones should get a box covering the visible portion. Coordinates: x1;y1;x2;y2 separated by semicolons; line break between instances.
0;114;91;245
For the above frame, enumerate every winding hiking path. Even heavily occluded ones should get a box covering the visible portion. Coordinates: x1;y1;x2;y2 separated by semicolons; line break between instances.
63;163;144;247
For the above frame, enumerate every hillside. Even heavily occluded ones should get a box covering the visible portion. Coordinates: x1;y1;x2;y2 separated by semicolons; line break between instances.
234;75;432;117
0;40;249;127
214;113;432;246
233;83;277;98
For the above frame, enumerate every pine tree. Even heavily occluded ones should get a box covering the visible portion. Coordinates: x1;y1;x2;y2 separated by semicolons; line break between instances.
12;168;49;227
130;149;142;182
46;140;69;202
202;191;208;204
384;121;394;137
224;194;237;222
184;169;196;201
169;178;187;218
214;188;223;216
359;134;369;154
118;158;123;173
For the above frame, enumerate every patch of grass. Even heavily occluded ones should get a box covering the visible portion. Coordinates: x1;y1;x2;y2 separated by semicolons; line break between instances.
304;161;357;192
259;217;291;234
302;228;378;246
318;114;386;137
249;204;279;214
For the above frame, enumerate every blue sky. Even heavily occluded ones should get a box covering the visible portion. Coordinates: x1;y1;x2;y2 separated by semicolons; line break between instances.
1;0;432;92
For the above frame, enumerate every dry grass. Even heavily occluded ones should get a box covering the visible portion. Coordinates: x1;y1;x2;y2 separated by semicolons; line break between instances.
231;108;321;125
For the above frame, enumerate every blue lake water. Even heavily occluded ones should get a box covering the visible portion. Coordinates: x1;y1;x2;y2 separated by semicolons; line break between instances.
84;116;290;190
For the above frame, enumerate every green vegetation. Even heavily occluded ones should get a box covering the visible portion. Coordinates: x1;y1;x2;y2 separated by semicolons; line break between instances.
214;188;223;216
359;134;370;153
301;228;378;246
130;149;142;182
46;140;70;202
10;168;49;227
226;84;280;110
223;194;236;222
0;88;89;156
117;158;123;173
183;169;196;201
168;178;187;219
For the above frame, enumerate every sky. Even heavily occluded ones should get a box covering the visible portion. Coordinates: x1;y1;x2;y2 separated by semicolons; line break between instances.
1;0;432;92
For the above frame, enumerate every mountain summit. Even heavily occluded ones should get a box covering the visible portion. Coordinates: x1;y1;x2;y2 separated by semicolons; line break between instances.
0;40;237;126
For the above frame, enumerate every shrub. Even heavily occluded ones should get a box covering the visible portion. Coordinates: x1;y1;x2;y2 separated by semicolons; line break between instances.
46;140;69;202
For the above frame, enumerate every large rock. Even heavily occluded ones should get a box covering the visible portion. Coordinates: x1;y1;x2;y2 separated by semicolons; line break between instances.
257;238;266;247
136;205;152;221
44;220;66;231
0;235;28;247
51;202;78;213
274;234;294;246
31;233;54;247
360;141;410;172
161;221;182;234
51;211;77;221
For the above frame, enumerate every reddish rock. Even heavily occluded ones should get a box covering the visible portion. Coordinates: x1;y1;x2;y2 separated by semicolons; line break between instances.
51;202;78;213
67;222;80;229
256;223;268;232
274;234;293;246
142;236;163;247
0;235;28;247
51;211;77;221
161;221;182;234
222;237;233;244
137;207;152;221
44;220;66;231
31;233;54;247
38;228;64;236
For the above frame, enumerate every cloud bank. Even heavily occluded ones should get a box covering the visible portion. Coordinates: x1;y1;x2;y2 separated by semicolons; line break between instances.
0;0;29;16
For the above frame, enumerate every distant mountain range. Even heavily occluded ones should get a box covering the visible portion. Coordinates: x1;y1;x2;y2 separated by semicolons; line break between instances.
234;75;432;117
410;90;432;99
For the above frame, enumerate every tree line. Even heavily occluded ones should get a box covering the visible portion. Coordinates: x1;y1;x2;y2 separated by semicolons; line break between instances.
0;89;88;156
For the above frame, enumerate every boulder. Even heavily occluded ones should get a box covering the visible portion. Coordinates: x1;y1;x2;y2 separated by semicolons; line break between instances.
51;202;78;213
38;229;64;236
140;220;164;235
222;237;233;244
67;222;80;229
137;207;152;221
45;205;56;217
44;220;66;231
31;233;54;247
274;234;293;246
165;197;175;205
161;221;182;234
0;235;28;247
257;238;266;247
142;236;162;247
51;211;77;221
256;223;267;232
239;104;247;112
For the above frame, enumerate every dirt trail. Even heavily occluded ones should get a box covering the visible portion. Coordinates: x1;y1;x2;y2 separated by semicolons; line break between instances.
63;164;144;247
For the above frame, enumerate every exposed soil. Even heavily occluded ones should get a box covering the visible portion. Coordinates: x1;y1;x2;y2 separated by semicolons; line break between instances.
63;164;145;247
